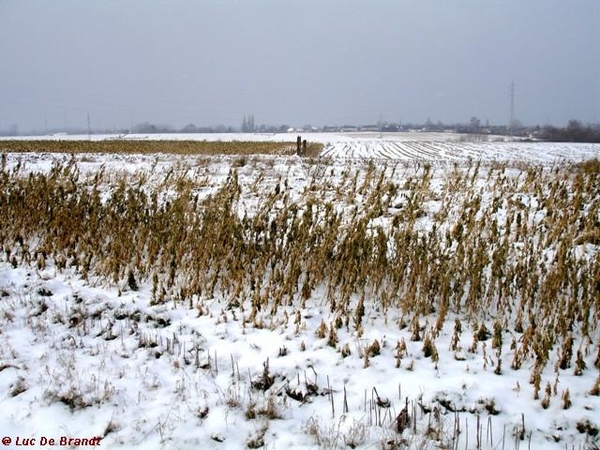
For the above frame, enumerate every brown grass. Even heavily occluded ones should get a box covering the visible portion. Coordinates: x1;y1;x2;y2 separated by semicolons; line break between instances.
0;155;598;393
0;139;323;156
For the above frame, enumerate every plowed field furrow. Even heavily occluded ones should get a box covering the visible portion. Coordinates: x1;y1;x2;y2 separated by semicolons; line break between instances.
375;142;397;159
320;139;599;163
388;142;414;159
403;142;440;158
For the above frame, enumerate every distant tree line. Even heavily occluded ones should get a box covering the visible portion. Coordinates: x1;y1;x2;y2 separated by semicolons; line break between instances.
133;122;237;134
9;117;597;141
133;116;291;134
540;120;600;143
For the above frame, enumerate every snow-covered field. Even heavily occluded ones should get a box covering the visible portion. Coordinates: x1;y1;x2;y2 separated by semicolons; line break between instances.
4;132;598;163
0;137;599;449
320;140;600;163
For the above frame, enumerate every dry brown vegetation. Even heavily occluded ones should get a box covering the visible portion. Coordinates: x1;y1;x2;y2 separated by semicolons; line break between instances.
0;139;322;156
1;151;599;425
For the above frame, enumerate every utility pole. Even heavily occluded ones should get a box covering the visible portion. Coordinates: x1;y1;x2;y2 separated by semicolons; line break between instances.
509;81;515;137
87;112;91;140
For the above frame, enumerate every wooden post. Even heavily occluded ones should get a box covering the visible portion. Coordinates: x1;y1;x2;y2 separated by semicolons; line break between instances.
296;135;302;155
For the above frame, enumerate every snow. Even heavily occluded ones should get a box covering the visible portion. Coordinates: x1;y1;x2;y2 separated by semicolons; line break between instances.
0;137;598;449
3;132;598;164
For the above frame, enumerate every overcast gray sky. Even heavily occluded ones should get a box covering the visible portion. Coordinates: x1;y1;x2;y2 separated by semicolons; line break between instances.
1;0;598;132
